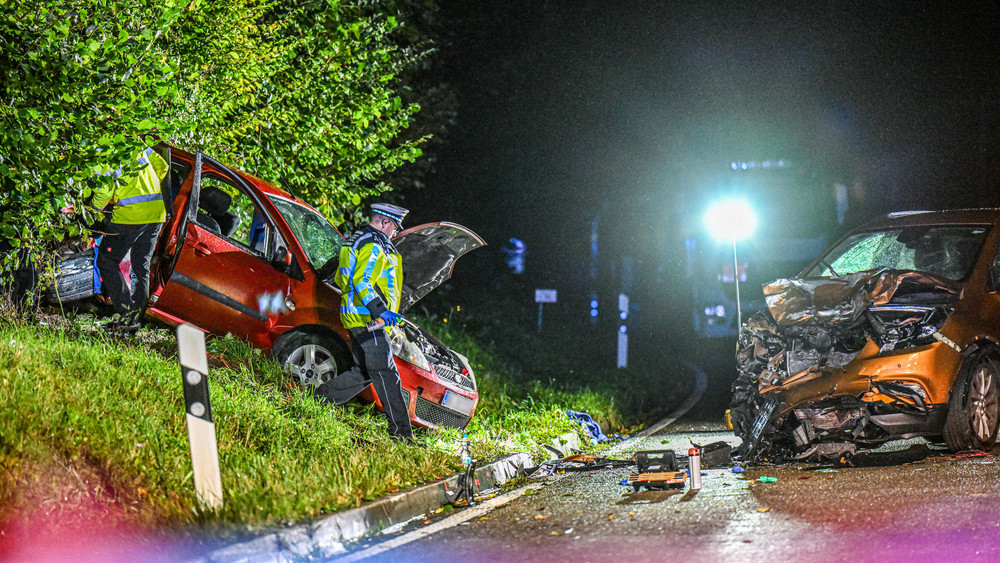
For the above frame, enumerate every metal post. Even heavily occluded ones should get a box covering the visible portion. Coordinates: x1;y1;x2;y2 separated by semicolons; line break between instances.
177;323;223;510
537;303;543;333
733;239;743;331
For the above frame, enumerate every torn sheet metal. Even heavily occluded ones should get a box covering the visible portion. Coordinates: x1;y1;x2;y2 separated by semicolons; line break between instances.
763;269;961;328
733;267;963;463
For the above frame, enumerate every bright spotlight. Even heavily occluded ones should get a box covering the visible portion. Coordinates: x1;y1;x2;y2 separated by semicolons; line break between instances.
704;198;757;242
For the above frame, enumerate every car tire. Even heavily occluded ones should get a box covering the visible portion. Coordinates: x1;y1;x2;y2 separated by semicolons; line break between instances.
272;330;351;389
943;349;1000;452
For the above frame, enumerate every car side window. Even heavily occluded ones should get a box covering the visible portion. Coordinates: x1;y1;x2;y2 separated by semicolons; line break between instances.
193;173;272;256
991;247;1000;291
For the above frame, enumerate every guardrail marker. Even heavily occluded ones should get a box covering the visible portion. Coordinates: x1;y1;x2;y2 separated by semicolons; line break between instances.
177;323;223;509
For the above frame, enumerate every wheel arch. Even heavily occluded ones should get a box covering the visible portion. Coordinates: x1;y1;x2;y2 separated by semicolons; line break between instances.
270;324;349;361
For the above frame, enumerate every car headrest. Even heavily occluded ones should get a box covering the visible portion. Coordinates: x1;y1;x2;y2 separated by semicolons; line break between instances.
199;185;232;217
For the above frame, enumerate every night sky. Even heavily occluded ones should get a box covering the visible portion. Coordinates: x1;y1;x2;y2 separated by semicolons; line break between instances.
406;1;1000;307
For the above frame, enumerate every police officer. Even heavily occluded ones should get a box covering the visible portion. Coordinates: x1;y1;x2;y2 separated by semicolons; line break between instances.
317;203;414;441
91;147;168;329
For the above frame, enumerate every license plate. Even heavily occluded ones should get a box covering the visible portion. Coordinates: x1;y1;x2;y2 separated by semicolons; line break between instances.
441;390;475;416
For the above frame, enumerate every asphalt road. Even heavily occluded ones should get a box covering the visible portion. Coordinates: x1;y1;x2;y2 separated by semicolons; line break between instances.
336;342;1000;562
342;432;1000;563
344;430;1000;562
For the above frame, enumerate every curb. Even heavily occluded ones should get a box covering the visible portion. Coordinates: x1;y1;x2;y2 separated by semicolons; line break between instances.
200;451;536;562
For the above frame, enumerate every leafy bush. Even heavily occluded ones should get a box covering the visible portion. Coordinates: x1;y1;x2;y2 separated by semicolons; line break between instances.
0;0;427;263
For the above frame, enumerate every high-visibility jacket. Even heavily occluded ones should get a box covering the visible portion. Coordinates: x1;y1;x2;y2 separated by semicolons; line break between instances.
335;225;402;329
91;148;168;224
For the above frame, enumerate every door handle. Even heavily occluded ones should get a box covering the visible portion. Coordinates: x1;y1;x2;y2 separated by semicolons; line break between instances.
193;243;212;256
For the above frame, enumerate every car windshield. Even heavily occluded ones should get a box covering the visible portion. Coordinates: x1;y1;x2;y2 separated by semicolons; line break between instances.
805;225;989;281
268;196;344;270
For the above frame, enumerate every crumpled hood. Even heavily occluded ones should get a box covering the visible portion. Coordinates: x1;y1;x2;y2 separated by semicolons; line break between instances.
763;268;963;327
393;222;486;314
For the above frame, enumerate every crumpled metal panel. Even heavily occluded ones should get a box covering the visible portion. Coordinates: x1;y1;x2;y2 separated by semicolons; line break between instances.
763;268;961;327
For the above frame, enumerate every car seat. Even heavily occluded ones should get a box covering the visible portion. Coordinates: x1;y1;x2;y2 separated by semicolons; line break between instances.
215;211;242;238
197;185;232;235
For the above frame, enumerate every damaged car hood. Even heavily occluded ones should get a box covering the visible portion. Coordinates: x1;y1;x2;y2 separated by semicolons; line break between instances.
394;222;486;314
763;269;962;328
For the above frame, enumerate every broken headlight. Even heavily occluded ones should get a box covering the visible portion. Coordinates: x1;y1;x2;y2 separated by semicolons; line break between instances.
867;305;952;353
390;328;431;372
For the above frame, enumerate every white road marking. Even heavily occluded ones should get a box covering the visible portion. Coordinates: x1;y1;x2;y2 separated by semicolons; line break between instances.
336;481;547;562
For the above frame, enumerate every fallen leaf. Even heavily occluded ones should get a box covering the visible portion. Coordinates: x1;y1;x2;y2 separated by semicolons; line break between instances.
799;475;811;480
757;507;771;513
550;531;560;536
608;514;614;521
628;511;635;517
534;514;549;520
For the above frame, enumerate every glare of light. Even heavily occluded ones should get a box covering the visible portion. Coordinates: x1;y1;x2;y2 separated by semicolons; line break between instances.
590;300;598;308
619;311;627;320
704;198;757;242
714;305;726;317
590;309;598;317
619;325;627;334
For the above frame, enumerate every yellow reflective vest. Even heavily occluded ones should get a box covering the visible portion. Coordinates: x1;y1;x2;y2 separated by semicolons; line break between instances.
335;225;402;329
91;148;168;224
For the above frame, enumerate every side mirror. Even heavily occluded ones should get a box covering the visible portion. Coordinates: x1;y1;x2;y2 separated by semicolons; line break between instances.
275;246;293;266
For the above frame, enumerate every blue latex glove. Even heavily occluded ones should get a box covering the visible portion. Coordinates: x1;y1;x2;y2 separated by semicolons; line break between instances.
379;310;404;327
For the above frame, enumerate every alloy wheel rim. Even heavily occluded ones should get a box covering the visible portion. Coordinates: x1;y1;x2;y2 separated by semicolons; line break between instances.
969;365;999;442
286;343;337;387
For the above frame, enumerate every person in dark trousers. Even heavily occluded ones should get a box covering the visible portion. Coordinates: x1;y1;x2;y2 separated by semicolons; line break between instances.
316;203;414;441
91;147;168;329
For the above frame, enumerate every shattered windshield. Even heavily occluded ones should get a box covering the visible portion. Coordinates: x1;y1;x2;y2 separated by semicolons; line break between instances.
806;225;988;281
268;196;345;270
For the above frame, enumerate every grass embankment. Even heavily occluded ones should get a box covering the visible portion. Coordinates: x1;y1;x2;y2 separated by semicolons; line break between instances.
0;312;615;534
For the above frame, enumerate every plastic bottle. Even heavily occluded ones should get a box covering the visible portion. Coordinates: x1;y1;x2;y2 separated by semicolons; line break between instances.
460;434;471;466
688;447;702;490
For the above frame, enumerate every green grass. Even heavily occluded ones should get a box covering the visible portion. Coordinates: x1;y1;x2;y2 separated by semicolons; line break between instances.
0;308;619;533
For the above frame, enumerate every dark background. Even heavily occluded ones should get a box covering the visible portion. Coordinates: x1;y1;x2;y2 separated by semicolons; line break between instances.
403;1;1000;369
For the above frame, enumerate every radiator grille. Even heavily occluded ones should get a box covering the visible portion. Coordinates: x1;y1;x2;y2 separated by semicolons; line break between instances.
433;363;475;392
415;397;470;430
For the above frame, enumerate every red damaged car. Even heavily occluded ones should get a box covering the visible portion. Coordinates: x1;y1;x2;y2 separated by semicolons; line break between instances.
47;145;485;430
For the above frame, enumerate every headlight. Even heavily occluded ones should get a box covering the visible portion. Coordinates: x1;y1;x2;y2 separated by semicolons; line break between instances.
390;330;431;372
869;305;951;353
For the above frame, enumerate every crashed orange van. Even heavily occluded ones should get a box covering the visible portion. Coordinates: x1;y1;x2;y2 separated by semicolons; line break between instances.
732;209;1000;461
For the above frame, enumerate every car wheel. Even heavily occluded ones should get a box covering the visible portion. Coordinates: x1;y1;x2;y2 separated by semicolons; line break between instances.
943;350;1000;452
272;331;351;389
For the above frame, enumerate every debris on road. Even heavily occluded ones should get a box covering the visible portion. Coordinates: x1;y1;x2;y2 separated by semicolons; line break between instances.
626;471;687;491
692;440;732;468
688;447;702;490
566;410;608;443
625;449;687;491
530;453;631;477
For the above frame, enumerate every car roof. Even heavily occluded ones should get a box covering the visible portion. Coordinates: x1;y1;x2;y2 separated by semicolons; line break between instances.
864;208;1000;229
167;144;294;201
